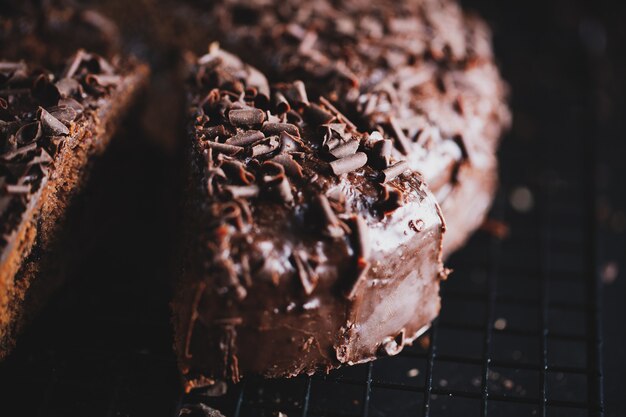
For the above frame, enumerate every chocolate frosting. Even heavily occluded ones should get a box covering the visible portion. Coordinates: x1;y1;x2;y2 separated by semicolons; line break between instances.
0;50;148;356
175;46;447;390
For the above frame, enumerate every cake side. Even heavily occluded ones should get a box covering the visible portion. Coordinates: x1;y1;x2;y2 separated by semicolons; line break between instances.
174;46;446;391
0;52;149;358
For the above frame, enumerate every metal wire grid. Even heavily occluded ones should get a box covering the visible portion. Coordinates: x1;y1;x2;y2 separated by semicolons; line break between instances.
187;157;604;417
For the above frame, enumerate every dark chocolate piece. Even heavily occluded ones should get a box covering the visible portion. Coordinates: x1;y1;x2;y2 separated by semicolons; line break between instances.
329;152;367;176
381;161;409;183
228;108;265;128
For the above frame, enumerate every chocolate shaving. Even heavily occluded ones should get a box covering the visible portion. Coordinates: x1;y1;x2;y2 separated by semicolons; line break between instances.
205;141;243;156
348;215;371;260
213;317;244;326
225;130;264;146
380;160;409;183
329;140;359;159
377;185;404;214
86;74;121;87
345;261;370;300
371;139;393;168
261;161;286;184
314;194;345;238
4;184;31;194
270;154;303;179
262;122;300;137
292;251;319;295
201;125;226;139
303;103;335;125
32;75;61;107
48;106;77;125
228;108;265;127
388;117;412;155
329;152;367;176
273;92;291;114
251;135;280;157
59;97;84;113
279;131;303;153
38;107;70;136
15;122;42;146
319;97;357;131
55;77;82;98
223;185;260;199
221;160;255;184
274;176;294;205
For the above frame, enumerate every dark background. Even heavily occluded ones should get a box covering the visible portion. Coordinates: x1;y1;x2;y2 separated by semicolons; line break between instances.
0;0;624;416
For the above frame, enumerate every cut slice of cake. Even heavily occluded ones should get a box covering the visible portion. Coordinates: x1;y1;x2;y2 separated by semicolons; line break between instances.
0;51;148;358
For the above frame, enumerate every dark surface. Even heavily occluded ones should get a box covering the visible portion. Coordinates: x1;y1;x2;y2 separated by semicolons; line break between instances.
0;0;624;416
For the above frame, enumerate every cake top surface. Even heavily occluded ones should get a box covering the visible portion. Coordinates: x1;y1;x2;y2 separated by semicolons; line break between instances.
186;45;444;301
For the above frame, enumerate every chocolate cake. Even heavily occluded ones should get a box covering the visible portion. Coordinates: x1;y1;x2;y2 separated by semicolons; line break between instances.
0;52;148;358
174;46;448;390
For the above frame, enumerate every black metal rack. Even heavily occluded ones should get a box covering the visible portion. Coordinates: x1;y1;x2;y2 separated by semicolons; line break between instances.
183;140;604;417
0;0;622;416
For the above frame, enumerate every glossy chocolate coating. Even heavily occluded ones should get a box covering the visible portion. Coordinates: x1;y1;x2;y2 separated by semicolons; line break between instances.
175;47;447;390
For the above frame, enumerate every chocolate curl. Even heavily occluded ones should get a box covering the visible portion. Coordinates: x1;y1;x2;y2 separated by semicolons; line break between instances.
270;154;303;179
222;185;260;199
303;103;335;125
345;261;371;300
225;130;264;146
314;194;345;238
251;135;280;157
38;107;70;136
377;185;404;214
371;139;393;168
380;160;409;183
228;108;265;128
329;140;359;159
261;162;293;205
221;160;255;184
273;92;291;114
15;122;42;146
205;141;243;156
217;202;245;230
279;131;304;153
388;117;412;155
329;152;367;176
201;125;226;140
278;80;309;107
48;106;78;125
349;215;371;261
4;184;31;194
261;122;300;137
292;251;319;295
319;97;358;131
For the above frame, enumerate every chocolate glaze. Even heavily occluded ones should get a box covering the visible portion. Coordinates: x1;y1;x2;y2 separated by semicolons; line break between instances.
175;46;447;390
0;51;148;357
